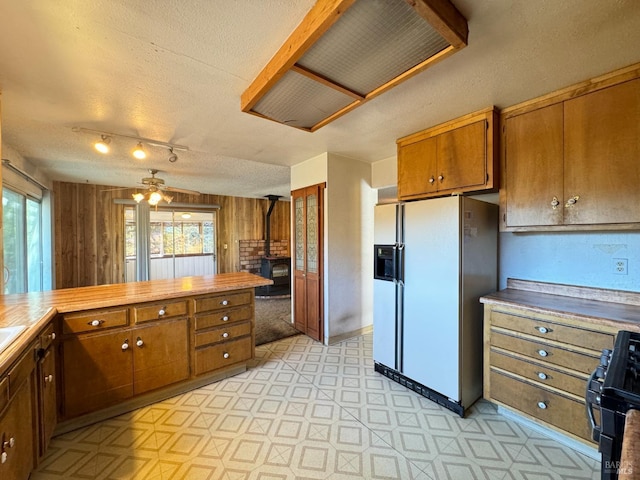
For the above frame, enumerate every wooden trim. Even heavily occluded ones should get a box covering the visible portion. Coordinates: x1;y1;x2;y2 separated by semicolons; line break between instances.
240;0;357;112
405;0;468;48
291;64;365;100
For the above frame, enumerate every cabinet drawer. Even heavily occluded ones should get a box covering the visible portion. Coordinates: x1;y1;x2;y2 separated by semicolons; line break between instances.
491;330;599;374
194;305;252;331
490;347;588;398
195;321;251;348
194;291;252;313
8;342;37;396
63;308;128;334
133;299;188;323
490;370;594;442
194;337;252;376
491;310;613;351
39;322;57;350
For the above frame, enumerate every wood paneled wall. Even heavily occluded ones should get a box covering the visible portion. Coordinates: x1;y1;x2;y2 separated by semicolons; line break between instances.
53;181;290;289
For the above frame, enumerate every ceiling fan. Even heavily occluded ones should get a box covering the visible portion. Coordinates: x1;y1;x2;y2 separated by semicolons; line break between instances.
105;169;201;206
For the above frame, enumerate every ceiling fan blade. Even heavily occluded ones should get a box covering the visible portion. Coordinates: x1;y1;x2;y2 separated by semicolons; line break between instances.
163;186;201;196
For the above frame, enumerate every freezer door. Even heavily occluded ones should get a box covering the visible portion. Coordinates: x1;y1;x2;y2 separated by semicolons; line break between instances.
402;197;461;401
373;279;398;368
374;203;401;244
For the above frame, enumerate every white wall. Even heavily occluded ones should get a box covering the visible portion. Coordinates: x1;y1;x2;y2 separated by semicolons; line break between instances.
371;155;396;189
326;153;376;341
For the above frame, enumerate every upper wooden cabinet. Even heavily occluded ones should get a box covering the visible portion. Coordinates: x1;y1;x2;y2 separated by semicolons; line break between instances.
501;65;640;231
397;107;499;201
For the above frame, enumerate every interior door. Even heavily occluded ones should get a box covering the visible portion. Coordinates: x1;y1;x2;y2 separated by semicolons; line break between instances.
292;183;324;343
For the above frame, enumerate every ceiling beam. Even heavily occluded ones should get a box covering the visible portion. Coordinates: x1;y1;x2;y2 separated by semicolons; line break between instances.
405;0;468;48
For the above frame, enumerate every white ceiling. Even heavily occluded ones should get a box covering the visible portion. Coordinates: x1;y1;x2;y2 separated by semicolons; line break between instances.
0;0;639;199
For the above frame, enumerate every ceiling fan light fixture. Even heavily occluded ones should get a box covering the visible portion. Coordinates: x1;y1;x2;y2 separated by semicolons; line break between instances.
132;142;146;159
148;191;163;206
94;135;111;154
132;192;145;203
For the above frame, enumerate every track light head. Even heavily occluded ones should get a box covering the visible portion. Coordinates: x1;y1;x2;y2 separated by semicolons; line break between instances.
132;142;146;159
168;147;178;163
94;135;111;154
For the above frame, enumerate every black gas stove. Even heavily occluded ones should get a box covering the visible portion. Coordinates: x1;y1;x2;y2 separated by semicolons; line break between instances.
587;330;640;479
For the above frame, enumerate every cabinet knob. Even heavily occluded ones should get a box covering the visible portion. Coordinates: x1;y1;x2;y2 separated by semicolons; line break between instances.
537;349;548;357
428;177;435;184
537;372;548;380
136;337;144;347
122;340;129;351
550;197;559;209
49;332;56;340
223;352;230;359
88;319;105;327
3;437;15;449
220;300;229;306
222;315;229;322
438;175;444;182
537;401;547;410
1;451;6;464
222;332;229;338
564;195;579;207
44;374;53;383
535;326;550;334
158;307;166;316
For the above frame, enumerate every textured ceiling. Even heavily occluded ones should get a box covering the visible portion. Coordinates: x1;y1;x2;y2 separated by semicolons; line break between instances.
0;0;639;199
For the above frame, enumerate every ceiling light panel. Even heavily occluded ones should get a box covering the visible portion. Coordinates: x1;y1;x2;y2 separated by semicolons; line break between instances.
241;0;468;132
297;0;450;95
252;70;357;129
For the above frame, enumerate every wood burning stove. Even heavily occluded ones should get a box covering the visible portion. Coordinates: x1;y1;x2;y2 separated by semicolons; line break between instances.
256;195;291;296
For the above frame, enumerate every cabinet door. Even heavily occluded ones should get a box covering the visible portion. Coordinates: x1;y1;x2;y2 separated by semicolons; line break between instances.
0;378;34;480
504;104;564;227
132;318;189;396
564;79;640;225
437;120;487;193
397;137;437;199
37;348;56;459
62;331;133;419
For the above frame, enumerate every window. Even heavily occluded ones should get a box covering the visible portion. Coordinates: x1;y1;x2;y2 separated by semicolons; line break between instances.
125;207;217;281
3;188;42;293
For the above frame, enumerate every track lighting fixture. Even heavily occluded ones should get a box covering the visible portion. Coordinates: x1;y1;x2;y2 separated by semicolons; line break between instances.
72;126;189;162
94;135;111;154
132;142;146;160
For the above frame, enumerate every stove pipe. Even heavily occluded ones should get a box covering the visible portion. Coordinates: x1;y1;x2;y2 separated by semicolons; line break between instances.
264;195;280;257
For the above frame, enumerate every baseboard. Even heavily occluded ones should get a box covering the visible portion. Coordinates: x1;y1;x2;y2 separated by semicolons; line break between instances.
327;325;373;345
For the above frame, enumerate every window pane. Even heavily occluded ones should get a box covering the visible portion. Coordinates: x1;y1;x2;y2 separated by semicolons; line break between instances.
26;198;42;292
2;189;26;293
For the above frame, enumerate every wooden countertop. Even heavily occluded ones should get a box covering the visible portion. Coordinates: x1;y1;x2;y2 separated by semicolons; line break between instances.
0;272;272;374
480;278;640;330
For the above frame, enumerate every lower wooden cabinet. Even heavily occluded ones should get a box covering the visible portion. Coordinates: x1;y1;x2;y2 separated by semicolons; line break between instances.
60;317;189;420
36;347;57;460
0;349;36;480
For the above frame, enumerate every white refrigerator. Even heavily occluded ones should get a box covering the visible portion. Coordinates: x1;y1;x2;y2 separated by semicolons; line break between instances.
373;196;497;416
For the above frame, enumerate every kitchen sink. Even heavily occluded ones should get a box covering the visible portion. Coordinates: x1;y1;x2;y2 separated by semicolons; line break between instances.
0;325;28;355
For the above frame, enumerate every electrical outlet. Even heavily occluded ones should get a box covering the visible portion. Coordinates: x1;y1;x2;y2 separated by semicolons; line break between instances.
613;258;628;275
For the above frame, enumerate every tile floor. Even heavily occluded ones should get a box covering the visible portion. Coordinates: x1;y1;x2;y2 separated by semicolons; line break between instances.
32;333;600;479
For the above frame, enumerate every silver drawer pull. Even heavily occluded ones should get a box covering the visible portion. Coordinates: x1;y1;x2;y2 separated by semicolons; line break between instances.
537;349;548;357
220;300;229;306
535;326;550;334
88;319;105;327
537;401;547;410
222;332;229;338
223;352;230;359
158;307;166;316
537;372;548;380
222;315;229;322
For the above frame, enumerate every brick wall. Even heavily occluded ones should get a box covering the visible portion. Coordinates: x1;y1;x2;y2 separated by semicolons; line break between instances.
239;239;290;274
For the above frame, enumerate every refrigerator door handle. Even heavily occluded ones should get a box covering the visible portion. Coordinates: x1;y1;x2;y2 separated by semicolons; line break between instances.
395;243;405;285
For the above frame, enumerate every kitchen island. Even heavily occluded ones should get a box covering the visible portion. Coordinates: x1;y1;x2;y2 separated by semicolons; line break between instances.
0;272;272;480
